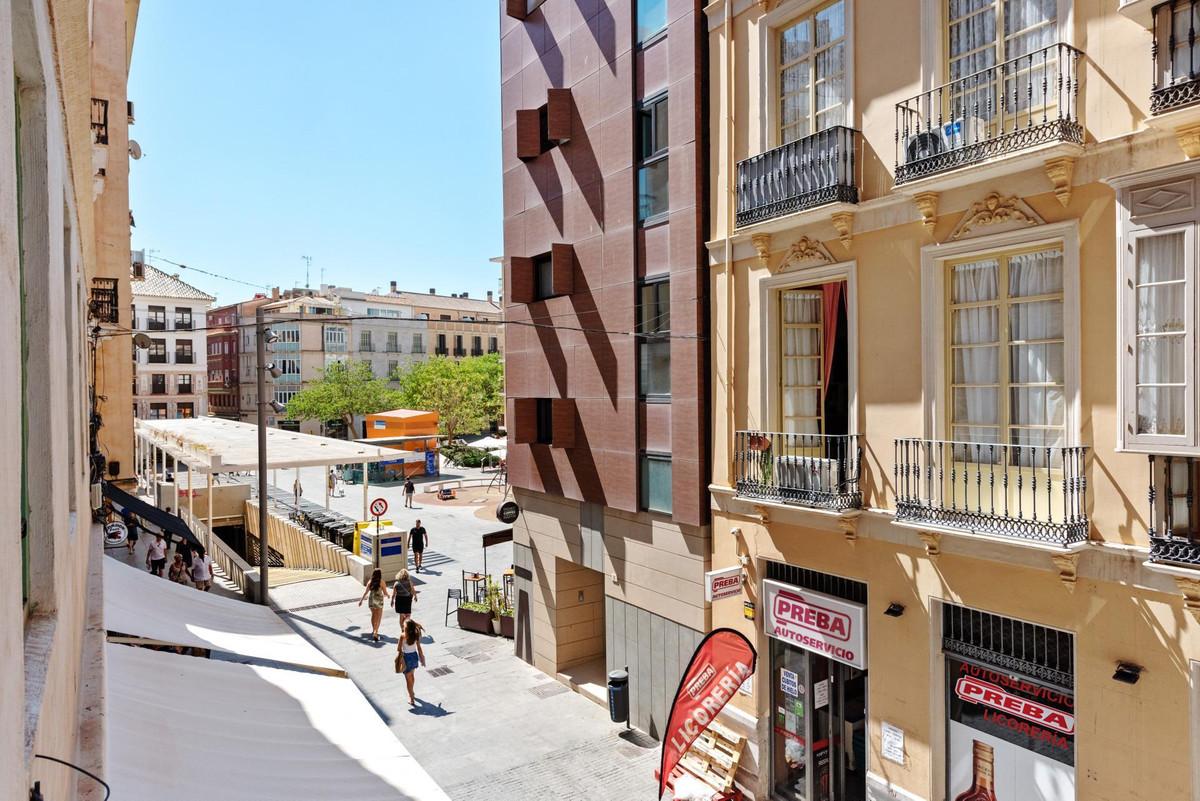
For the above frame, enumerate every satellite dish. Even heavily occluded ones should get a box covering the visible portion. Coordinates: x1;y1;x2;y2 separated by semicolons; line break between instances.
129;140;143;160
132;332;153;349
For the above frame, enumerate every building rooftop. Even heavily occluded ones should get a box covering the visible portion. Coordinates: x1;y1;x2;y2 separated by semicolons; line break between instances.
369;408;438;420
331;287;500;316
130;265;216;302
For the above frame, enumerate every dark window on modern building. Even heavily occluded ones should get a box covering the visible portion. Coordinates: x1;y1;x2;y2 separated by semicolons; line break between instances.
175;340;194;363
175;307;192;329
148;338;167;363
147;305;166;330
535;398;554;445
638;279;671;398
638;93;669;222
641;452;672;514
534;252;555;300
177;374;192;394
637;0;668;43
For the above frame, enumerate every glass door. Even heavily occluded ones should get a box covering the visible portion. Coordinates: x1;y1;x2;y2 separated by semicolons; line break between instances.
772;639;809;800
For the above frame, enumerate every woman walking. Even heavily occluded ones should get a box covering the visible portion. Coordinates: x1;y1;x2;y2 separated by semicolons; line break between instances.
392;568;418;630
397;618;426;706
167;552;190;585
190;545;213;591
357;568;391;642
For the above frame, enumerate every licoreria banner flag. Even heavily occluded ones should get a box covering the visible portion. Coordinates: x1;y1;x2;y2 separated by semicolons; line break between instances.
658;628;757;798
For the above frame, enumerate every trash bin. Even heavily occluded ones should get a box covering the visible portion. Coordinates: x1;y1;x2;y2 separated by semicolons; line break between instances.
607;669;629;724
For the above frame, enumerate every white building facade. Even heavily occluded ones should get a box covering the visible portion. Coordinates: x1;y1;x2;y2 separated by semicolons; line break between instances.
131;262;214;420
326;283;430;382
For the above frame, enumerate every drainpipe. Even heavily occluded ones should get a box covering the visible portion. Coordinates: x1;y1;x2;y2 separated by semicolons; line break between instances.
724;0;737;486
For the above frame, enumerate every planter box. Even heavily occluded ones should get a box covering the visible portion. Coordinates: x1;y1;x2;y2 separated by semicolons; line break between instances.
457;607;494;635
500;614;514;639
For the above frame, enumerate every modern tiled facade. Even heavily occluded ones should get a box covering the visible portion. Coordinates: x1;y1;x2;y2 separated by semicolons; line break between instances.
500;0;710;737
704;2;1200;800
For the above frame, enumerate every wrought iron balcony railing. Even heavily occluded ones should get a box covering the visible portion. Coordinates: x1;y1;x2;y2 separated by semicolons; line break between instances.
359;343;375;352
453;348;467;357
1148;454;1200;565
1151;1;1200;114
175;353;194;364
894;438;1088;545
174;319;193;331
435;347;449;356
147;354;168;364
894;43;1082;185
734;431;862;511
736;126;858;227
146;319;167;331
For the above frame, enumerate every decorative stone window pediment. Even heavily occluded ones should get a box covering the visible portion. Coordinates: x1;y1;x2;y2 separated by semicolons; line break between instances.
948;192;1045;241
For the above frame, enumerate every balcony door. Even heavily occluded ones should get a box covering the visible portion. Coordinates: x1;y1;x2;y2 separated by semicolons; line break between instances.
946;0;1059;130
777;0;846;145
780;284;848;438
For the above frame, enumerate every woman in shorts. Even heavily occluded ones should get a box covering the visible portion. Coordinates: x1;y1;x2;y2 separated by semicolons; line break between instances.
357;568;390;642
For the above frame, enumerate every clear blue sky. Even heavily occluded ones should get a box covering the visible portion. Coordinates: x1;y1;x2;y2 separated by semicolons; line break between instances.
129;3;501;306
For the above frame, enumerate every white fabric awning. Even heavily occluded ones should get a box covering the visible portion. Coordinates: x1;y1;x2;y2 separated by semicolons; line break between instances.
136;417;399;473
106;643;450;801
104;557;342;675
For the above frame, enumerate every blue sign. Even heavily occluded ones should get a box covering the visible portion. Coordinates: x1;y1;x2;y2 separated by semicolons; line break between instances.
425;451;438;476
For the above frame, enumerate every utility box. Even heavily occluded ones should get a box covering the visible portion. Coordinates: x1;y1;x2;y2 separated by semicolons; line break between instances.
607;669;629;724
355;523;407;580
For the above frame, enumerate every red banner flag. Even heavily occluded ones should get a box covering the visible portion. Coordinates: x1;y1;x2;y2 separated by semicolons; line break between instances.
658;627;757;798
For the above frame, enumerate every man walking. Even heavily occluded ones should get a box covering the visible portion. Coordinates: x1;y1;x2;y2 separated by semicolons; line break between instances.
403;476;415;508
409;519;428;573
146;532;168;577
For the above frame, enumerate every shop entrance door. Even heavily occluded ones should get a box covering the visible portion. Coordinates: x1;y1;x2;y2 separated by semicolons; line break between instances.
771;645;867;801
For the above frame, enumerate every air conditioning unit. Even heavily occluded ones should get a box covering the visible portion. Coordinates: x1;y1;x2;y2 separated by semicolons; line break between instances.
131;249;145;279
775;456;842;495
904;117;989;164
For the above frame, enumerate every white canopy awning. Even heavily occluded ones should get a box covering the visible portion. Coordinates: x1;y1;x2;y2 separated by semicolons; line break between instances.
135;417;399;473
104;557;342;675
106;643;450;801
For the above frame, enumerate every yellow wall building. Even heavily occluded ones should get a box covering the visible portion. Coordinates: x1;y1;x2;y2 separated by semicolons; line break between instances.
706;2;1200;800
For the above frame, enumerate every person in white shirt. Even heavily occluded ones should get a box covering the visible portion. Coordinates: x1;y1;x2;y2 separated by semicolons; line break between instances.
146;532;168;576
191;545;213;591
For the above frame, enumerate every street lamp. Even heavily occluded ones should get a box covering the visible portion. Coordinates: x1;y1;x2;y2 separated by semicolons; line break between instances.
255;306;274;604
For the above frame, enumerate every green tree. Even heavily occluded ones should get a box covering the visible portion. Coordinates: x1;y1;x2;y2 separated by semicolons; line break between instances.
392;353;504;441
284;360;402;438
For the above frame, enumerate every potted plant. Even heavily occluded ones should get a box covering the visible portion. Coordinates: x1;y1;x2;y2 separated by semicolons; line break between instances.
485;578;505;636
499;602;515;639
456;600;494;634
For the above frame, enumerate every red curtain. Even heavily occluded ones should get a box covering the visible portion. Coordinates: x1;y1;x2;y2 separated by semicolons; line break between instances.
821;282;843;400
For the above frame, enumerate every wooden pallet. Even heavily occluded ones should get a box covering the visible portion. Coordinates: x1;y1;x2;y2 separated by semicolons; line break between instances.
671;719;746;799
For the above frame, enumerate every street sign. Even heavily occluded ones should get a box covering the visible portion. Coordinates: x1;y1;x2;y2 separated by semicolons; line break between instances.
496;500;520;524
369;498;388;518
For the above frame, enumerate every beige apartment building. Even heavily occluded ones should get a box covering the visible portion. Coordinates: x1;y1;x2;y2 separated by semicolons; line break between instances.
89;0;137;482
2;0;138;797
706;2;1200;801
392;286;503;360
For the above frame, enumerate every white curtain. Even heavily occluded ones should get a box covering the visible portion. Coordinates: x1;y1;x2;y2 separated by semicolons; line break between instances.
951;259;1000;444
1136;232;1187;436
782;291;822;434
1007;249;1064;452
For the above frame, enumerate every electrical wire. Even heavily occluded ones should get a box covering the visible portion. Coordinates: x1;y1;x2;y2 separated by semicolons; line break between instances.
147;255;271;291
33;754;110;801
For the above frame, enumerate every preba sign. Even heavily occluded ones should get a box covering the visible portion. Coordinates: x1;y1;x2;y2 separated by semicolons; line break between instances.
763;579;866;670
704;566;743;602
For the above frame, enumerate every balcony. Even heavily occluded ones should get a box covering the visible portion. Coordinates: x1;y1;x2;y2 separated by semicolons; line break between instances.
175;353;194;364
471;348;484;356
384;344;400;353
146;319;167;331
150;384;167;395
435;347;449;356
1148;455;1200;566
488;347;499;354
1151;2;1200;115
894;43;1082;186
175;319;193;331
733;431;862;511
88;278;119;324
736;126;858;228
360;343;375;352
894;438;1088;546
147;354;168;364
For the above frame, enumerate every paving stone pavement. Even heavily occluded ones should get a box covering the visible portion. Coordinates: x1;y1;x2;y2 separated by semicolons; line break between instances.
266;465;667;801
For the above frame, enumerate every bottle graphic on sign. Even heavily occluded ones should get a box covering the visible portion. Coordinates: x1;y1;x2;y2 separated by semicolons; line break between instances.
953;740;997;801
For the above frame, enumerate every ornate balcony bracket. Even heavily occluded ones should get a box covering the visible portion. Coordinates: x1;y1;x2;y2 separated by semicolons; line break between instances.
1178;123;1200;159
913;192;939;235
918;531;941;559
831;212;854;249
752;504;771;524
1049;551;1081;593
839;515;859;543
1044;157;1075;207
752;234;772;268
1175;577;1200;623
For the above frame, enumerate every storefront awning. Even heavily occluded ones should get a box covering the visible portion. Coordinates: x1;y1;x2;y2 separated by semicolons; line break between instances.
103;557;342;675
103;481;201;549
106;643;451;801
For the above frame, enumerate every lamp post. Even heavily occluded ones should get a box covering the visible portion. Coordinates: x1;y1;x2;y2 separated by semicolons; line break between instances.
256;306;270;604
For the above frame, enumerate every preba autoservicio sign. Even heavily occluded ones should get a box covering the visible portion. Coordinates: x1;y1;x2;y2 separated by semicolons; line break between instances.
763;579;866;670
658;628;757;798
